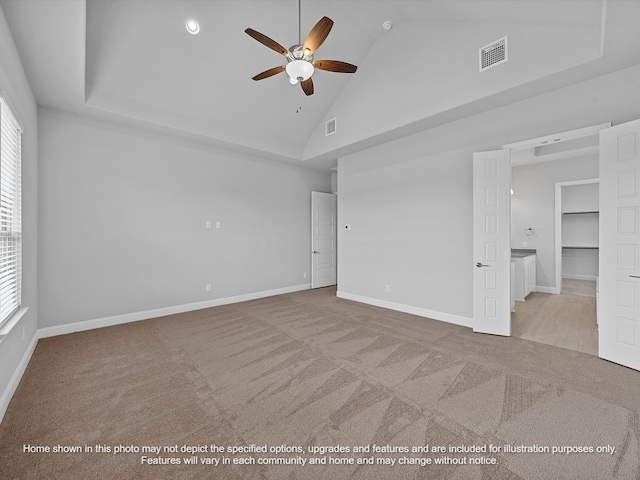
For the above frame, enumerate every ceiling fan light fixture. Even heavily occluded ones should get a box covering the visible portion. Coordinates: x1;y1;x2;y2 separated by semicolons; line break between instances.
286;60;314;82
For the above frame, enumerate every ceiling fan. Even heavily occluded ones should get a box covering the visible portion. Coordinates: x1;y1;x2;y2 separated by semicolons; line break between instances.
245;1;357;96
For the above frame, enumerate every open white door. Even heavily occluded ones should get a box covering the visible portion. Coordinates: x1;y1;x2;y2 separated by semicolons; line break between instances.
599;119;640;371
473;150;511;336
311;191;337;288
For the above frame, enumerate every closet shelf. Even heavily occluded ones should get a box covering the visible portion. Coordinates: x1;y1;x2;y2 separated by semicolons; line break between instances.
562;211;599;215
562;245;599;249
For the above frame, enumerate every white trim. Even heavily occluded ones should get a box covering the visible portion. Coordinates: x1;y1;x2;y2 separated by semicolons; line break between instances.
336;291;473;328
0;330;38;423
503;123;610;151
554;178;599;297
0;307;29;339
39;284;311;339
563;274;598;281
535;285;557;294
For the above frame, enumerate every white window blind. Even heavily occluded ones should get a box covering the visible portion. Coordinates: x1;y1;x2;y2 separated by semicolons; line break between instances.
0;94;22;328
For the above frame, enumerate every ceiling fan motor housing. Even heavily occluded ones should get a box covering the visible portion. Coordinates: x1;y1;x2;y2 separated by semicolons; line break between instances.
286;45;314;81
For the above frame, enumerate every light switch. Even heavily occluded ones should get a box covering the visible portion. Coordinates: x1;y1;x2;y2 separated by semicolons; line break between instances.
216;221;221;229
205;220;211;229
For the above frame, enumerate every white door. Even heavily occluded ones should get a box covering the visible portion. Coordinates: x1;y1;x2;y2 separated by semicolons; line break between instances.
473;150;511;336
599;119;640;371
311;191;337;288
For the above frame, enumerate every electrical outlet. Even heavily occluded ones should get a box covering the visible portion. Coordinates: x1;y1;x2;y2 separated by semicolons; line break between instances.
521;242;527;247
385;284;390;293
206;284;212;292
303;272;307;279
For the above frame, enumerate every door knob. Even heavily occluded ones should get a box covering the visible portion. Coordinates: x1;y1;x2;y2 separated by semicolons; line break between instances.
313;251;319;254
476;262;490;268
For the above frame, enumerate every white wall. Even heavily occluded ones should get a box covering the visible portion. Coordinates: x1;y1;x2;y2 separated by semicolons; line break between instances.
512;156;599;289
562;183;599;213
38;109;330;329
0;5;38;417
338;63;640;324
304;17;601;159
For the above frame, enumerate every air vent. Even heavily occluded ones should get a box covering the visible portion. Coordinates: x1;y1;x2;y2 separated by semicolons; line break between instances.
325;117;336;136
479;36;507;72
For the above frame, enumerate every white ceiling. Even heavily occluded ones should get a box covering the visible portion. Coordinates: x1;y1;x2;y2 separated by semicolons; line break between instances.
2;0;640;171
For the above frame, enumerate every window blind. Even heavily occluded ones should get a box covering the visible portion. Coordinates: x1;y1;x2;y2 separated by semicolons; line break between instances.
0;94;22;328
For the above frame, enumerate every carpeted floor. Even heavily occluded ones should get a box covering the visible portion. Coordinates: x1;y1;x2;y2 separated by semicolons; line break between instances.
1;286;639;479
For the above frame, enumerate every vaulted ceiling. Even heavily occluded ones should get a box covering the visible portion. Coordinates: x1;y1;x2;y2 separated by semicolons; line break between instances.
2;0;640;170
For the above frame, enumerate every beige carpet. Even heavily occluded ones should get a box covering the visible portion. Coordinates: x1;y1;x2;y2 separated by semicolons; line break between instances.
1;286;639;479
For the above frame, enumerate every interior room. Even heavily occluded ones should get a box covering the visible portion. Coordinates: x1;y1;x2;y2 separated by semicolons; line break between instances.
510;136;600;354
1;1;640;479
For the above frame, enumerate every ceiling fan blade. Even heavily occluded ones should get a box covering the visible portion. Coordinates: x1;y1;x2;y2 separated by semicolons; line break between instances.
300;77;314;96
251;66;286;81
245;28;290;57
302;16;333;54
313;60;358;74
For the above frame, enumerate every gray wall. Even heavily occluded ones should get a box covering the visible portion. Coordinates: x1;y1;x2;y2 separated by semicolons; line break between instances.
38;109;330;328
562;183;599;213
338;63;640;323
305;17;600;159
0;5;38;409
512;156;599;289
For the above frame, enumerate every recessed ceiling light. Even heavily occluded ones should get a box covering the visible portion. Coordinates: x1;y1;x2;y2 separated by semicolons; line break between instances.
186;20;200;35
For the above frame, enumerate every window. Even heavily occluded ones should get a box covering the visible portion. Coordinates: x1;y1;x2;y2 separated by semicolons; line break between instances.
0;94;22;328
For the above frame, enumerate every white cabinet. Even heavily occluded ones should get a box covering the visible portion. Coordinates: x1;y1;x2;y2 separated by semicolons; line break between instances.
510;260;516;312
524;254;536;297
513;253;536;302
514;258;525;301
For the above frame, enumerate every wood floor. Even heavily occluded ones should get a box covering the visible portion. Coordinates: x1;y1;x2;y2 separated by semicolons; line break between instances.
511;285;598;356
561;278;597;297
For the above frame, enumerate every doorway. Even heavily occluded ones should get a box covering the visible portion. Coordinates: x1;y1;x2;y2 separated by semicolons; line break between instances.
474;120;640;371
508;134;601;355
555;179;599;296
311;191;337;288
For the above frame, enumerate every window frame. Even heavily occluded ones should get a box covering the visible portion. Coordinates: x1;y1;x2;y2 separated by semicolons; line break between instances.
0;92;23;330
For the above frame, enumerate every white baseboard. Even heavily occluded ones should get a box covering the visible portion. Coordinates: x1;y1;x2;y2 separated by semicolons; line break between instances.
39;283;312;339
563;274;597;281
535;285;559;294
336;291;472;328
0;331;38;423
